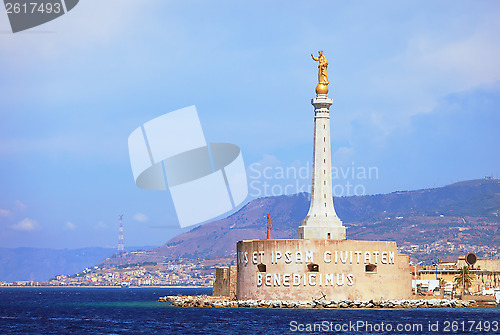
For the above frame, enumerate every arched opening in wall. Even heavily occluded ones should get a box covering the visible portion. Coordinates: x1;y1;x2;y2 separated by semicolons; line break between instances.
327;233;330;239
307;263;319;272
365;264;377;273
257;263;266;272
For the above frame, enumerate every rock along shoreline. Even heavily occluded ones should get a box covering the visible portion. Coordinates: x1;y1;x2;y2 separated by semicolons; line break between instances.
158;295;479;309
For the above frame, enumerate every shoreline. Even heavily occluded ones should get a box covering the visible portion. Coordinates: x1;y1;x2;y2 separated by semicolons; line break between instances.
159;295;496;309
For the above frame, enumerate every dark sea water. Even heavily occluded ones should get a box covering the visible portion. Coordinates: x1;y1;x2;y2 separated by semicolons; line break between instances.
0;288;498;335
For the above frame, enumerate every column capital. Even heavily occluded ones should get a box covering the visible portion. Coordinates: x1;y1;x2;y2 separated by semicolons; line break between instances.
311;95;333;113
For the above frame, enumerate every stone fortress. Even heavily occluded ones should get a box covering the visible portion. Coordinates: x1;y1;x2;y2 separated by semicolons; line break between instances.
214;51;411;301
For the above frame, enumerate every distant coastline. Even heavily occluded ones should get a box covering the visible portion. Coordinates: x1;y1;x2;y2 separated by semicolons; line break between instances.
0;285;210;289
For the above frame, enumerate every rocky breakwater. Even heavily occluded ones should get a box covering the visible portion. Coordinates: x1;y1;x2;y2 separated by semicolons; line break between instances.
158;295;225;307
158;296;477;309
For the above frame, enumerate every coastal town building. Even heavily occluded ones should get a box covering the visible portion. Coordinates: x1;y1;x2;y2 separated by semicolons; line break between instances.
3;258;228;287
414;255;500;296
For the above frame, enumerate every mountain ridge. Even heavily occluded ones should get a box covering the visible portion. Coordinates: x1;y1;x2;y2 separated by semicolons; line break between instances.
100;178;500;266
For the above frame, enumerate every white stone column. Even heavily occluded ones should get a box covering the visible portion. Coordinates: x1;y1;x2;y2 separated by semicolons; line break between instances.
298;94;346;239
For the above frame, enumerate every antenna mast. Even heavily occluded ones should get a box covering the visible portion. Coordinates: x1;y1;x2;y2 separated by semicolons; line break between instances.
118;215;124;254
266;213;273;239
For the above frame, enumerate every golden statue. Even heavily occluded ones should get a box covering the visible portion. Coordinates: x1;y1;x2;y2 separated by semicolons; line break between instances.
311;50;329;95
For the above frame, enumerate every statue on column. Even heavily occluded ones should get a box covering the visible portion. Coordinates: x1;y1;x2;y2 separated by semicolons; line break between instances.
311;51;329;95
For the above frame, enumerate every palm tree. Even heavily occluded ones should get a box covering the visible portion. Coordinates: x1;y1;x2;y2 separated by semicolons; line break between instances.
437;277;447;295
454;266;475;296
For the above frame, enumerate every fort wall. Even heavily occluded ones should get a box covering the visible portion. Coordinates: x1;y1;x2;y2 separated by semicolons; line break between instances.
236;239;411;301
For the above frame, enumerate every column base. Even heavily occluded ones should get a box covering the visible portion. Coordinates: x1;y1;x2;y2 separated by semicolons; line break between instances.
298;225;346;240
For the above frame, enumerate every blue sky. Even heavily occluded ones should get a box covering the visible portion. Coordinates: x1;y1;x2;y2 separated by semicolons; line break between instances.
0;1;499;249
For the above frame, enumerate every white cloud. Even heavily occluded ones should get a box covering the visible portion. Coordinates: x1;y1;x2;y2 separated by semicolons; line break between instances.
0;209;11;217
406;30;500;92
247;154;283;170
332;147;356;166
331;10;500;143
63;221;77;231
0;1;149;62
13;200;27;211
0;201;27;217
94;221;108;230
133;213;148;223
10;218;40;231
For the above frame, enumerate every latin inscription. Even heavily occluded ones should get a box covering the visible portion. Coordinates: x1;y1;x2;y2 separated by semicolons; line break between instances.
238;250;395;265
237;249;396;288
256;273;355;287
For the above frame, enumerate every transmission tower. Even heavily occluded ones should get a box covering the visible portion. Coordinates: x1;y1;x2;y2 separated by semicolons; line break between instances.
118;215;124;254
